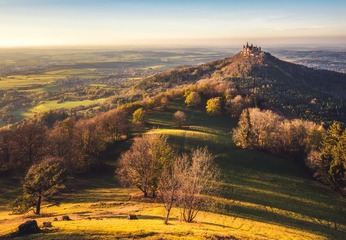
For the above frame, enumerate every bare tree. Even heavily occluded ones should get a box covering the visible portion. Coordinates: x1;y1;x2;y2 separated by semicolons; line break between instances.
173;111;186;128
15;122;47;166
97;108;130;142
48;117;75;161
71;119;106;172
116;134;173;198
178;147;219;222
158;155;188;224
229;95;245;118
0;129;15;166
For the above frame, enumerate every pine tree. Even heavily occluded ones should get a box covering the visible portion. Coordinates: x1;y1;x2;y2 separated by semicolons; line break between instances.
321;122;345;188
329;129;346;188
233;109;253;149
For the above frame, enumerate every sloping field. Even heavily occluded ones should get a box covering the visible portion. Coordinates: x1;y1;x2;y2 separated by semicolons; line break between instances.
0;99;345;239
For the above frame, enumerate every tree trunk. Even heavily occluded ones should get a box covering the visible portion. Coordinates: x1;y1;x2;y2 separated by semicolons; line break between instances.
164;208;171;225
35;194;41;215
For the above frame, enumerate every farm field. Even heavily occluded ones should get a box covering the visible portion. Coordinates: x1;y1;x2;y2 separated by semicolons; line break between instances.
0;48;232;126
1;100;345;240
1;48;346;127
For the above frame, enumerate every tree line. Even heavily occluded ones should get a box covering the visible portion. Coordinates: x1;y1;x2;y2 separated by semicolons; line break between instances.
0;107;131;175
1;81;235;216
233;108;345;191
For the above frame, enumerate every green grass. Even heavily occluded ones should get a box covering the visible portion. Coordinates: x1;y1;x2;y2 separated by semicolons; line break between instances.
0;176;21;211
0;99;345;239
146;99;346;239
0;75;57;90
22;98;108;117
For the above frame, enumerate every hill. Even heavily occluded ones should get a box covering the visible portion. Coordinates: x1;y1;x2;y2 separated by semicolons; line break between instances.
137;47;346;122
0;99;345;239
0;45;345;239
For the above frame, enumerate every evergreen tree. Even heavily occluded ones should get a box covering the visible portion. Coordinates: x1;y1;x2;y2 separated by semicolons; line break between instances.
329;129;346;188
321;122;345;188
233;109;253;149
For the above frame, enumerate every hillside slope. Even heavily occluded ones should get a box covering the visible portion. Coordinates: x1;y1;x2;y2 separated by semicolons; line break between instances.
137;51;346;122
1;99;345;239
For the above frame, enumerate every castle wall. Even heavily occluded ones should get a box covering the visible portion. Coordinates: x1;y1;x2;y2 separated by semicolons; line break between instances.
242;43;262;57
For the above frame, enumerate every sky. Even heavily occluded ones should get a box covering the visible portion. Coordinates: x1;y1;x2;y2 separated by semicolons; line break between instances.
0;0;346;47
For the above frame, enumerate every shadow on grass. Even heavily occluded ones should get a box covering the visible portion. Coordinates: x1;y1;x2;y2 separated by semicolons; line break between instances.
7;230;159;240
0;176;22;210
202;221;233;230
216;200;345;240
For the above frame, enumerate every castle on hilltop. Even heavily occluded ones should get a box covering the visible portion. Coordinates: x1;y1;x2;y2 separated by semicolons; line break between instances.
242;42;262;57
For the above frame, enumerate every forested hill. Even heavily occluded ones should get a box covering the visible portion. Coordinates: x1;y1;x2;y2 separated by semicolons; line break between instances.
137;51;346;122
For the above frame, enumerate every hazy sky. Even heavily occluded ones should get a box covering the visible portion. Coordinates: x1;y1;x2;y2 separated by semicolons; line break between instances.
1;0;346;47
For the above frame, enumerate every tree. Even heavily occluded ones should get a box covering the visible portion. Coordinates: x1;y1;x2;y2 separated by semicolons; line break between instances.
48;117;75;162
233;108;319;155
160;96;169;110
15;123;47;166
185;92;201;107
321;122;342;166
321;123;346;188
14;157;69;215
72;119;106;172
232;109;253;149
158;155;188;224
173;111;186;128
116;134;174;198
132;108;145;124
229;95;245;118
305;150;323;178
177;147;219;222
97;108;130;141
0;129;15;167
132;108;145;132
206;97;222;116
330;129;346;188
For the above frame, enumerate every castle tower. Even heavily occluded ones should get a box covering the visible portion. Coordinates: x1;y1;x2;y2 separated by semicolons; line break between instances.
242;42;262;57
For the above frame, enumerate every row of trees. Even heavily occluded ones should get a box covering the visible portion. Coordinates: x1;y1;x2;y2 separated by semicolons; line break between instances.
233;108;321;156
6;106;135;214
116;134;220;224
185;90;253;118
0;107;132;174
233;108;345;191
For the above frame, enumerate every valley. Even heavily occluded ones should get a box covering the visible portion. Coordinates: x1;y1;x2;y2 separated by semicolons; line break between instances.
1;48;346;127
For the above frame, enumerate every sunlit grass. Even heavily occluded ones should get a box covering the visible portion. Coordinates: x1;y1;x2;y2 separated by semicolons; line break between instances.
45;68;98;76
1;99;345;239
146;129;221;143
0;75;57;89
22;98;108;117
0;199;327;240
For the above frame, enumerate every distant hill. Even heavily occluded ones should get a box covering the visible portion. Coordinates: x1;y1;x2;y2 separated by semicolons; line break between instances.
137;47;346;122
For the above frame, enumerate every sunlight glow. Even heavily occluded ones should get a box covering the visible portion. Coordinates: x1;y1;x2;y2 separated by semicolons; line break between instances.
0;0;345;47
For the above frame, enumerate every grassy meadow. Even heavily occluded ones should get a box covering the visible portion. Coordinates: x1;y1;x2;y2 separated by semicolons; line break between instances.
0;99;345;239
